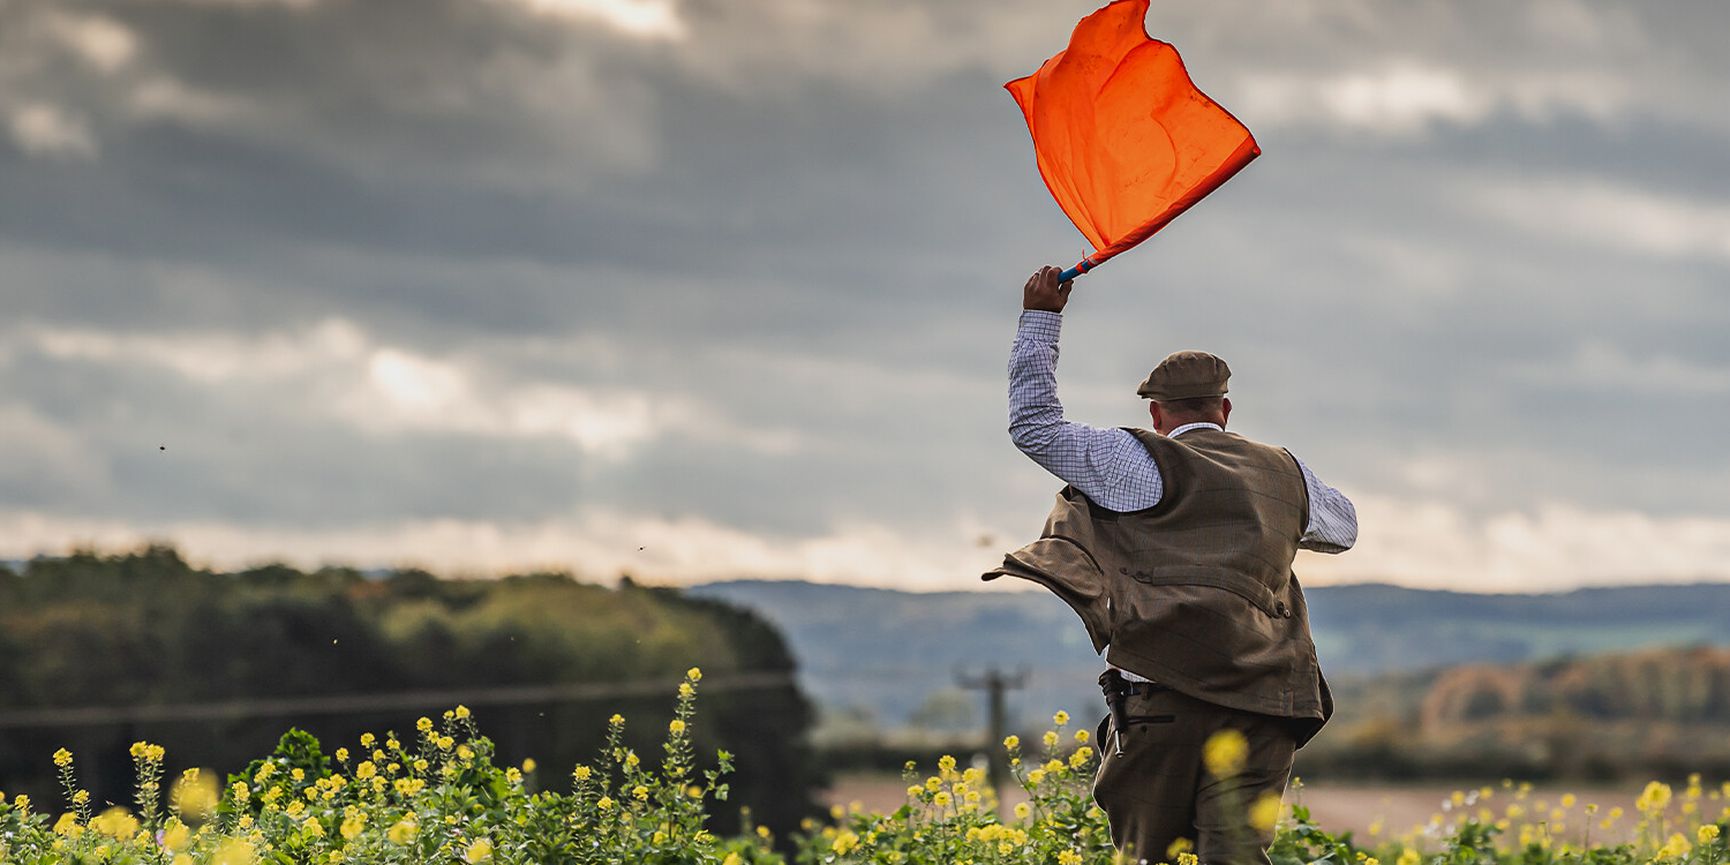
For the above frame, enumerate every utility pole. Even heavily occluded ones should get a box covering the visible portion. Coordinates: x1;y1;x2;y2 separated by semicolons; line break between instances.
956;666;1027;811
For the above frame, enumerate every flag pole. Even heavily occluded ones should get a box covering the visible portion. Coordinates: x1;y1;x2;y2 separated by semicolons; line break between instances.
1059;256;1098;283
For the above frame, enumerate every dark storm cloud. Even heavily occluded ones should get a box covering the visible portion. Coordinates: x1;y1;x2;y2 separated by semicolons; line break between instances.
2;0;1728;585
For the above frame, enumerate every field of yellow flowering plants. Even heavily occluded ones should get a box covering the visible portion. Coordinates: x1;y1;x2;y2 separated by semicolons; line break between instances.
2;668;1728;865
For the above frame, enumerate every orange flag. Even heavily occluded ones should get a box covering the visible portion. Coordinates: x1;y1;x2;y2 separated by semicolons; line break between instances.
1007;0;1259;279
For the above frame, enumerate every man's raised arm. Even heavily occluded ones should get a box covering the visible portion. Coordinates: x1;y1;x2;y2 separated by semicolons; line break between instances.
1008;266;1164;510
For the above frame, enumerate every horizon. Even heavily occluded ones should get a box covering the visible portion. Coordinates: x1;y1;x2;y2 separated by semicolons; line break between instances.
11;546;1730;599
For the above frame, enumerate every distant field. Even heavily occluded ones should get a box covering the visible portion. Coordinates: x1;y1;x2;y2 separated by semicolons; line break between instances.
823;774;1647;843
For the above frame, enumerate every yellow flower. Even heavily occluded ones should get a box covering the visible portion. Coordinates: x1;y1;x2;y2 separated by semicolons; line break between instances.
1658;832;1691;859
1069;746;1094;769
596;796;614;810
464;837;493;863
335;747;348;763
1249;791;1282;832
686;667;702;682
389;816;418;844
723;854;742;865
1042;731;1059;749
92;807;139;839
669;719;687;735
416;717;434;733
1053;710;1070;726
1058;852;1083;865
574;765;592;781
1167;836;1194;859
1003;735;1020;751
1203;729;1248;777
1700;824;1721;844
1638;781;1673;814
1176;852;1200;865
356;761;376;779
1027;769;1047;785
1014;802;1031;820
455;705;471;719
522;758;537;773
632;784;650;801
360;733;376;747
209;838;256;865
53;812;83;837
1074;729;1090;744
833;829;860;855
129;741;165;761
933;791;952;808
301;815;324;837
1561;793;1577;808
162;816;192;851
906;785;922;799
53;748;73;768
938;754;957;773
1397;846;1422;865
340;814;366;840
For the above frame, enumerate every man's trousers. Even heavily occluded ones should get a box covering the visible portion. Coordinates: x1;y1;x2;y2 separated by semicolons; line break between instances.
1092;684;1297;865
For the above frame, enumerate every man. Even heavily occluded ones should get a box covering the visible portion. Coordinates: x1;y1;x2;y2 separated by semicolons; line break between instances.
984;266;1358;865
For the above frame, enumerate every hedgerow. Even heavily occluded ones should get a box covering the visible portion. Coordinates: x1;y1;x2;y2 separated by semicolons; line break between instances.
2;671;1726;865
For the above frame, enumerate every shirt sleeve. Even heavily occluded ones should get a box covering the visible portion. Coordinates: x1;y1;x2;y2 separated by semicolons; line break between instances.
1291;455;1358;553
1008;310;1162;512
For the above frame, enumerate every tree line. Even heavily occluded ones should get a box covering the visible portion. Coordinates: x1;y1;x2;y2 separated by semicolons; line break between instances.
0;546;819;835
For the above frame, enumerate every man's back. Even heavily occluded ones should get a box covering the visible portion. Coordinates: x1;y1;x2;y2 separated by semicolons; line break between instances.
1115;428;1309;591
986;425;1332;726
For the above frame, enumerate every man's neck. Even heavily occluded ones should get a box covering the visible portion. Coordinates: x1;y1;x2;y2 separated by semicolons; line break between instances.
1166;421;1223;438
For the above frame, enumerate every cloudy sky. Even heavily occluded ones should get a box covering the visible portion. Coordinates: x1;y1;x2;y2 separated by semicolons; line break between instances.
3;0;1727;592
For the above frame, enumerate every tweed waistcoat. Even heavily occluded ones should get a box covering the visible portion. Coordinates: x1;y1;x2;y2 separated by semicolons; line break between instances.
984;428;1333;744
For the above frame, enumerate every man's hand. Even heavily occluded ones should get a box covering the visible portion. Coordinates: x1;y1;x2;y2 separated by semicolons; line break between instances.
1023;265;1073;313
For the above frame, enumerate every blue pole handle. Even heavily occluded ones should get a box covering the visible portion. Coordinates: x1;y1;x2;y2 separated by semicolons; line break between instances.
1059;257;1097;283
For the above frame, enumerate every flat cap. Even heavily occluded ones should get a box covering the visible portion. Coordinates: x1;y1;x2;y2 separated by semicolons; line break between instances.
1136;350;1231;401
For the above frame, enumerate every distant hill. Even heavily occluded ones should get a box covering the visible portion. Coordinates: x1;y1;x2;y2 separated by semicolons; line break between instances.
689;580;1730;731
